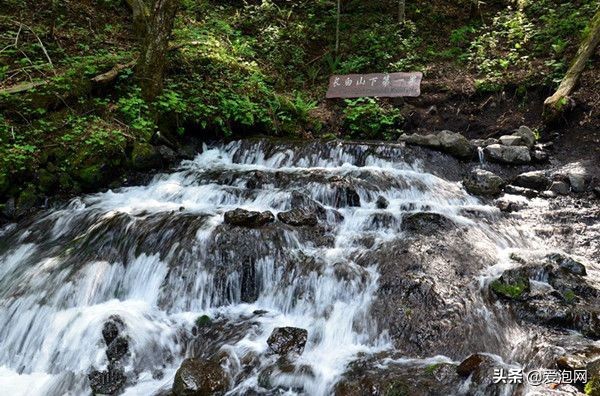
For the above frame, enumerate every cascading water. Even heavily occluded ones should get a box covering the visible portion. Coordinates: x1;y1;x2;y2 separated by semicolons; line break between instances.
0;139;594;395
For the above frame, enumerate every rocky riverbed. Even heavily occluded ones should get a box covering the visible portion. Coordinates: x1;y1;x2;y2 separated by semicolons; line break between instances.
0;137;598;396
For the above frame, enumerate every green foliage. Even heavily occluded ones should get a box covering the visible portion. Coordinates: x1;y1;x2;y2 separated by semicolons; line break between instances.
343;98;402;140
490;278;528;299
195;315;212;327
117;88;155;137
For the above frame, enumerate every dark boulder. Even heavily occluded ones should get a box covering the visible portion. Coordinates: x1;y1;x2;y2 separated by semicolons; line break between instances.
463;169;505;197
89;367;126;395
401;212;455;236
172;357;229;396
547;253;587;276
102;316;124;346
266;327;308;356
504;185;538;198
489;268;530;300
375;195;389;209
223;208;274;227
277;208;318;227
513;171;550;191
106;336;129;363
331;181;361;208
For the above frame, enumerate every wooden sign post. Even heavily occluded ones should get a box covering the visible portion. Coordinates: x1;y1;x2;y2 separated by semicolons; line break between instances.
326;72;422;98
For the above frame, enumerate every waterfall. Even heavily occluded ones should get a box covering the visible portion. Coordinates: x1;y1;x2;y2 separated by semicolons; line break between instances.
0;139;580;395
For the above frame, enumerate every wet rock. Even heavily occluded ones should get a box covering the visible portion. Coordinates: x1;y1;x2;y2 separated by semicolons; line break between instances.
131;142;161;171
496;200;525;213
375;195;389;209
514;125;536;148
456;354;489;377
102;316;124;346
277;208;318;227
331;181;361;208
106;336;129;363
568;172;589;193
513;171;550;191
437;130;474;159
550;181;570;195
586;359;600;396
401;212;455;235
499;135;524;146
463;169;505;197
172;358;229;396
157;145;177;164
89;367;126;395
290;191;329;220
266;327;308;356
455;354;507;394
485;144;531;164
504;185;538;198
489;268;530;300
547;253;587;276
593;187;600;198
531;149;549;163
223;208;275;227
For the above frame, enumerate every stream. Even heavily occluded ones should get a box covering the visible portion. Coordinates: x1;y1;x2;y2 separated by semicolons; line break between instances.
0;139;597;395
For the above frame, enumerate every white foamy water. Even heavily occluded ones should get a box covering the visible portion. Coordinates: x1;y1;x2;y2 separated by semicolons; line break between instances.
0;140;546;395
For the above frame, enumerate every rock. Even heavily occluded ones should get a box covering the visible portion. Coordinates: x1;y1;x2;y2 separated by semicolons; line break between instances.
550;181;570;195
504;185;538;198
547;253;587;276
594;187;600;198
106;336;129;363
131;142;161;171
496;200;525;213
568;172;589;193
499;135;524;146
102;316;124;346
223;208;275;227
485;144;531;164
513;171;550;191
172;358;229;396
437;130;474;159
463;169;505;197
375;195;389;209
401;130;473;159
586;359;600;396
266;327;308;356
540;190;556;199
331;181;361;208
401;212;456;236
490;268;530;300
277;208;318;227
471;138;500;147
456;354;487;377
89;367;126;395
156;145;178;164
531;150;549;163
514;125;536;148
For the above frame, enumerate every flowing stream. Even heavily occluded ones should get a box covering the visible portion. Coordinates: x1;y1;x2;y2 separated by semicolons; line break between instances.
0;139;591;395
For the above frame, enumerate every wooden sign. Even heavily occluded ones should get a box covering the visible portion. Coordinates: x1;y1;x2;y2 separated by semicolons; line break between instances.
326;72;422;98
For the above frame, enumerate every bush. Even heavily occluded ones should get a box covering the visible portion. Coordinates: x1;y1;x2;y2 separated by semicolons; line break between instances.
342;98;402;140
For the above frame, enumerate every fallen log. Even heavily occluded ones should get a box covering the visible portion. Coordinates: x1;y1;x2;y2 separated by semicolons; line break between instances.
544;10;600;121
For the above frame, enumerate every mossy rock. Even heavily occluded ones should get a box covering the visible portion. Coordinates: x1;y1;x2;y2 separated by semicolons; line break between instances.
195;315;212;328
77;164;103;189
490;277;529;300
16;185;39;213
38;168;58;193
131;142;161;171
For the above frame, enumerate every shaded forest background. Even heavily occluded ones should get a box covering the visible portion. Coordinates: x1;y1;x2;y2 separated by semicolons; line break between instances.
0;0;598;212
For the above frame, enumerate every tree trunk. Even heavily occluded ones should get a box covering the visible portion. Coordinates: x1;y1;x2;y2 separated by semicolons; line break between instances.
135;0;178;103
335;0;341;54
398;0;405;25
544;10;600;120
125;0;150;38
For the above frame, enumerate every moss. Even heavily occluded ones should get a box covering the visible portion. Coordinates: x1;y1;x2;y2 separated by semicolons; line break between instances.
425;364;440;375
563;289;576;304
490;278;528;299
195;314;212;328
131;142;160;171
586;377;600;396
17;185;38;211
38;168;58;193
77;164;103;188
